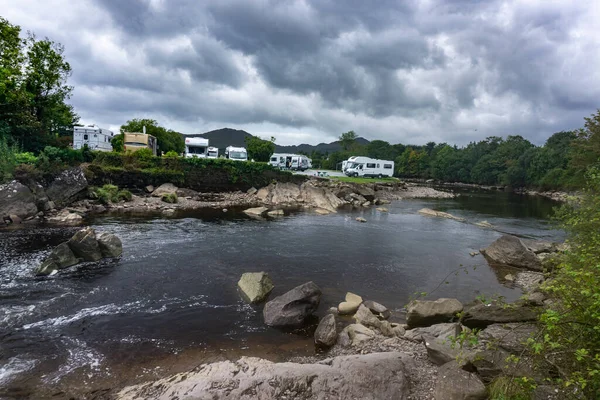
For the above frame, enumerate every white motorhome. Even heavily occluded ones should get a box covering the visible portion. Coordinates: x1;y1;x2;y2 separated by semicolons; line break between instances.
73;125;114;152
185;137;209;158
290;155;310;171
344;157;395;178
225;146;248;161
207;146;219;159
270;153;290;168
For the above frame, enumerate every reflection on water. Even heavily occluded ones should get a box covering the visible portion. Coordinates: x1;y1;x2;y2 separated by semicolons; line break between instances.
0;192;562;398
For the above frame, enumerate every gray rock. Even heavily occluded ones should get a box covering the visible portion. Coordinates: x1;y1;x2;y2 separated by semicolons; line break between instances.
36;242;80;276
475;220;493;228
96;232;123;258
267;209;284;217
376;207;389;212
404;323;461;342
45;209;83;225
462;303;539;329
246;187;258;195
406;298;463;328
117;352;412;400
9;214;22;224
45;167;88;208
237;272;274;304
482;235;542;271
363;300;391;320
418;208;465;221
299;182;345;212
355;217;367;223
424;335;467;366
67;227;103;262
354;304;383;330
479;323;538;354
0;181;38;219
342;323;376;346
338;292;363;315
468;348;540;383
524;291;546;306
243;206;269;217
144;185;154;193
521;239;557;254
152;183;178;197
434;361;487;400
263;281;321;327
355;185;376;202
314;314;337;347
390;323;406;337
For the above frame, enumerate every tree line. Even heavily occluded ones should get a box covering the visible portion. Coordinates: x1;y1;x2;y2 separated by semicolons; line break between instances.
307;113;600;190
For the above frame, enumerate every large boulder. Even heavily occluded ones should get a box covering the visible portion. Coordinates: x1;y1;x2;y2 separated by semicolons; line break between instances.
67;227;103;261
151;183;178;197
478;323;538;354
404;323;461;342
521;239;558;254
462;303;539;329
45;167;88;208
424;335;467;366
237;272;274;303
96;232;123;258
434;361;487;400
481;235;542;271
314;314;337;347
299;182;345;212
117;352;412;400
354;185;376;202
45;209;83;225
0;181;38;219
263;281;322;327
36;242;80;276
269;182;301;206
406;298;463;328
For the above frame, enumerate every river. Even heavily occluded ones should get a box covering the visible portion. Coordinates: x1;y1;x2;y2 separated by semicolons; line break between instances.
0;190;562;399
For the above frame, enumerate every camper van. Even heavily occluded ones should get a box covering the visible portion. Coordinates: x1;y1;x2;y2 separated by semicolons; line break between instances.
185;137;209;158
225;146;248;161
124;132;158;155
291;155;310;171
207;146;219;159
73;125;114;152
270;153;289;168
344;157;394;178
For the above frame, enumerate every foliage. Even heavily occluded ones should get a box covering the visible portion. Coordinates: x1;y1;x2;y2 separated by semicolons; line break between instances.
339;130;358;151
0;136;17;183
111;133;124;152
164;150;179;158
245;136;275;162
531;168;600;398
0;17;78;153
91;184;132;204
14;152;38;164
161;193;178;203
120;119;184;155
488;376;537;400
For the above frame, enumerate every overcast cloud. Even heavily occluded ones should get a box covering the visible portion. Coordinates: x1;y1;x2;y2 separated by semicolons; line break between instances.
1;0;599;146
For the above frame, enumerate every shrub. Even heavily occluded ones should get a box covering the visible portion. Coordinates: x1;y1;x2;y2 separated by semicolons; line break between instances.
92;184;132;204
0;136;16;183
532;167;600;397
13;163;41;182
164;150;179;158
161;193;178;203
14;152;38;164
132;147;154;161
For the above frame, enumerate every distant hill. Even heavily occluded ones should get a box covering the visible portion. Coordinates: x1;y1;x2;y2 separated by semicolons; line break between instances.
182;128;370;154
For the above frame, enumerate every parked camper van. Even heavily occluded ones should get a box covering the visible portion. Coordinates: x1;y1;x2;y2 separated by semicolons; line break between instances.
225;146;248;161
291;155;310;171
73;125;114;152
270;153;289;168
344;157;394;178
207;146;219;159
185;137;209;158
124;132;157;155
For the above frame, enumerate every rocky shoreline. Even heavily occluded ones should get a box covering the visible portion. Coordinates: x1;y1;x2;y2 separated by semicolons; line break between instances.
1;167;455;226
116;234;567;400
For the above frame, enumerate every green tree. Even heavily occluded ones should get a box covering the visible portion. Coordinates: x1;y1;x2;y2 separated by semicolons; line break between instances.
120;119;184;154
245;136;275;162
339;130;358;151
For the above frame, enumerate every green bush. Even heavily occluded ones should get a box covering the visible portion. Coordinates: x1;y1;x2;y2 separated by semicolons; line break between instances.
164;150;179;158
532;167;600;397
92;184;132;204
133;147;154;161
0;136;17;183
14;152;38;164
161;193;178;203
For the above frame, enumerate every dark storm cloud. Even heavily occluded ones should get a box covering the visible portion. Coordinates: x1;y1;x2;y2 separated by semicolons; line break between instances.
3;0;597;144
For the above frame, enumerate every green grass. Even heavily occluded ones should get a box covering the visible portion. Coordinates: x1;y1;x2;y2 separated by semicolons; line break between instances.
329;176;400;184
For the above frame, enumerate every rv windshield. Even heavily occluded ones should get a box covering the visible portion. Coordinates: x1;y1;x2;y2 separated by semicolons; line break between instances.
188;146;207;154
229;151;247;159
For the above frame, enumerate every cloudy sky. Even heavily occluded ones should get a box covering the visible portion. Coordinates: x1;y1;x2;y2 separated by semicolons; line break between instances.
2;0;599;146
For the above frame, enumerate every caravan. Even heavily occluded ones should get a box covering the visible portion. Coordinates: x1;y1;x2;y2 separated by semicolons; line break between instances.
73;125;114;152
269;153;309;170
291;155;310;171
207;146;219;159
185;137;209;158
344;157;394;178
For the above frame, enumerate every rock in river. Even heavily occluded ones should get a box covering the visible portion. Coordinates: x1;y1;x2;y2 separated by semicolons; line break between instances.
67;227;103;261
237;272;274;303
117;352;412;400
36;242;80;275
338;292;363;315
406;298;463;328
263;281;321;327
0;181;38;219
151;183;178;197
45;209;83;225
96;232;123;258
481;235;542;271
434;361;487;400
418;208;465;221
243;206;269;217
314;313;337;347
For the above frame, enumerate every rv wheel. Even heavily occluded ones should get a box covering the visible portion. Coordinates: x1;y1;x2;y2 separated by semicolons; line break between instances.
378;174;383;178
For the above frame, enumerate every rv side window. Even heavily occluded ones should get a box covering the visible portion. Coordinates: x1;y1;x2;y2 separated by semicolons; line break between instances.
366;163;376;168
271;157;277;162
377;164;380;168
384;164;393;169
84;134;88;140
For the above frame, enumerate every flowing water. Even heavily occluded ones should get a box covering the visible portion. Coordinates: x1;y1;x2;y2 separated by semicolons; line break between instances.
0;190;562;399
